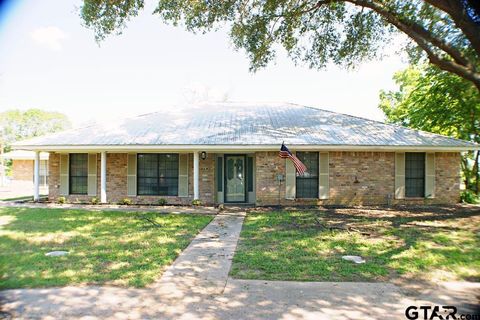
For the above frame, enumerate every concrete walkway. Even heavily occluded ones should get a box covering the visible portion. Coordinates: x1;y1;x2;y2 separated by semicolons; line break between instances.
1;211;479;320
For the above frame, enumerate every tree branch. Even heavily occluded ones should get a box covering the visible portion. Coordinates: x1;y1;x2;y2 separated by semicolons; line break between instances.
424;0;480;58
296;0;334;15
336;0;480;91
290;0;479;89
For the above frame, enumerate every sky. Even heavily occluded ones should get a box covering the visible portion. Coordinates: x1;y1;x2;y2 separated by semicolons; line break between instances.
0;0;408;127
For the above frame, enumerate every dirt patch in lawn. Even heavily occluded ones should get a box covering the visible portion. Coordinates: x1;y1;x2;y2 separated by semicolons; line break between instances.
231;205;480;284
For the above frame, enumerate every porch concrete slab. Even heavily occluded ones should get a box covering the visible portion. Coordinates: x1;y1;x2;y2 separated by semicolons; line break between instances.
0;201;218;215
0;180;47;200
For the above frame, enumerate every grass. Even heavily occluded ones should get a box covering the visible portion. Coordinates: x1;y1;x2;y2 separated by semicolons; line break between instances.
230;207;480;282
0;207;212;289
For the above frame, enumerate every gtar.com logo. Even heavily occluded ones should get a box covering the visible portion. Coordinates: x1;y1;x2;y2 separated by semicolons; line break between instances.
405;305;480;320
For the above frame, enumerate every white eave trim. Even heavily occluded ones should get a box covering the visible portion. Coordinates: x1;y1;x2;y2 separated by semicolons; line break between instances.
11;144;480;152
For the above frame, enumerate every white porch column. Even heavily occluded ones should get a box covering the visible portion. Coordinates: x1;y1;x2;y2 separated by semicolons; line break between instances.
100;151;107;203
33;151;40;201
193;151;199;200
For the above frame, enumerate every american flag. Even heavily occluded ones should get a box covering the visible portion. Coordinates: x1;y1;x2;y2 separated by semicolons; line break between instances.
279;143;308;176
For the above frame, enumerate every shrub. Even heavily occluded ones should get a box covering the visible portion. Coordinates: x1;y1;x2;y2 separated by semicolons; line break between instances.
192;199;203;206
90;197;99;205
119;198;132;205
157;198;167;206
57;196;66;204
460;190;479;204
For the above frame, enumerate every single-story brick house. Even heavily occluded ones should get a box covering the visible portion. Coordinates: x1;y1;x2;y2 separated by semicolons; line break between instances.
13;103;479;205
1;150;49;187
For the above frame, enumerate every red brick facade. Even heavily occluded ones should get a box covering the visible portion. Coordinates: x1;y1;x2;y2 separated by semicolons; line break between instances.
48;151;461;205
12;160;33;181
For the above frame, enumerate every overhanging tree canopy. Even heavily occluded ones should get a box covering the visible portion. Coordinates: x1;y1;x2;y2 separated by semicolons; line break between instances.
379;64;480;193
80;0;480;91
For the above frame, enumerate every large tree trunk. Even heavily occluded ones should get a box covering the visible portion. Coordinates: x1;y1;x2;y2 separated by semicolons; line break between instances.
475;150;480;195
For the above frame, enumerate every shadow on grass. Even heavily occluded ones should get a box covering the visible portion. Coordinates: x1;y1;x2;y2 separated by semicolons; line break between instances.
231;206;480;282
0;207;212;289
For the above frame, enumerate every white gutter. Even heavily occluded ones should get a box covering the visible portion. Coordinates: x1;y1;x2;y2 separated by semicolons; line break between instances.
11;144;480;152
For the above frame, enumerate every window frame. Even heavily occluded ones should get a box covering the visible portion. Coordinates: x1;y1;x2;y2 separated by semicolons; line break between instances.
405;152;426;198
295;152;319;199
136;153;179;196
69;153;88;195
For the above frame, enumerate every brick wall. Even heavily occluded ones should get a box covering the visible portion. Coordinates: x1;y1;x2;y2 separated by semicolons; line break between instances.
48;153;60;201
48;152;216;205
434;152;462;203
48;151;461;205
198;154;215;204
12;160;33;181
255;151;461;206
328;151;395;206
255;151;286;206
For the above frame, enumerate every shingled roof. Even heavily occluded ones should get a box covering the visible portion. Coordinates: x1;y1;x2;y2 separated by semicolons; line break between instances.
14;102;479;151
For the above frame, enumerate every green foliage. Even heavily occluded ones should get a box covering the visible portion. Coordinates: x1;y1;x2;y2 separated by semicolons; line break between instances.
80;1;480;89
157;198;167;206
119;198;132;205
90;197;99;205
0;109;71;151
57;197;66;204
460;190;479;204
0;207;212;289
379;64;480;193
191;199;203;206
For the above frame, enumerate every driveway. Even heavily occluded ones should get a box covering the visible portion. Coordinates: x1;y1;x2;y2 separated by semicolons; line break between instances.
0;180;48;200
1;211;478;319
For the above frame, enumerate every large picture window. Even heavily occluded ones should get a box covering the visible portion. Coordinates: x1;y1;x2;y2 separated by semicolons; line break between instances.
137;154;179;196
69;153;88;195
296;152;319;199
405;152;425;198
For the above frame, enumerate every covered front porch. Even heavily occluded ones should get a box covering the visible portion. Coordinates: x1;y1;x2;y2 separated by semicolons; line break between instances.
30;150;258;205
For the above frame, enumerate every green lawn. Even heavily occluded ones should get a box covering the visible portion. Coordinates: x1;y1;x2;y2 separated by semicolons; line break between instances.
230;207;480;282
0;207;212;289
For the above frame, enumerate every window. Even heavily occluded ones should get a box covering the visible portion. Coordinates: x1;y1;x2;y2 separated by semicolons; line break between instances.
296;152;319;198
247;157;254;192
405;152;425;198
40;160;48;186
216;157;223;192
137;154;178;196
69;153;88;195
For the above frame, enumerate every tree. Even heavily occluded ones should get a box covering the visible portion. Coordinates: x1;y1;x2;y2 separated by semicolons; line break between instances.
379;64;480;194
0;109;71;150
80;0;480;92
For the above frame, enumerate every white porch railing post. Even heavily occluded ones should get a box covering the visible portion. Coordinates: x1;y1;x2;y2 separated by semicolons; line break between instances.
193;151;199;200
33;151;40;201
101;151;107;203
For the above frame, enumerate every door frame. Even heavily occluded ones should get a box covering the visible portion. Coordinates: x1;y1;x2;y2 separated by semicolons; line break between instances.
224;154;247;203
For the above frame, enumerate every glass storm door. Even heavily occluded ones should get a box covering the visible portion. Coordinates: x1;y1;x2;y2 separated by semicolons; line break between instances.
225;155;246;203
